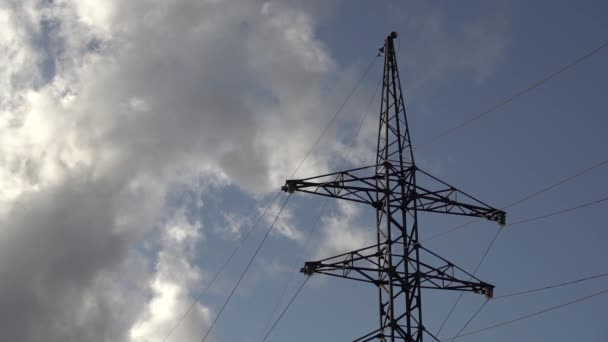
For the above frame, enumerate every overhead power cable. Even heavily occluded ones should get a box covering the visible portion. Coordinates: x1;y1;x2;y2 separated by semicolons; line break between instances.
260;277;310;342
503;160;608;209
421;158;608;244
422;39;608;147
291;54;379;178
344;73;383;164
252;36;608;342
436;161;607;337
259;160;608;341
448;271;608;341
255;159;607;341
435;227;503;336
162;54;379;342
197;36;607;342
449;299;489;342
256;72;384;342
234;35;608;340
254;201;323;342
255;36;608;342
441;286;608;341
439;194;608;338
495;271;608;299
200;194;292;342
196;55;379;342
170;34;607;342
508;195;608;226
254;37;608;342
160;193;280;342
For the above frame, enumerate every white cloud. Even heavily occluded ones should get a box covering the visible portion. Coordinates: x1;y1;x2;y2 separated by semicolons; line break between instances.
0;0;342;341
220;211;250;240
130;209;211;342
264;200;305;242
314;201;373;259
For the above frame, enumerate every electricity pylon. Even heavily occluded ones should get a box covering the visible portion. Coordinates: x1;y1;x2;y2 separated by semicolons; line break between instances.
282;32;506;342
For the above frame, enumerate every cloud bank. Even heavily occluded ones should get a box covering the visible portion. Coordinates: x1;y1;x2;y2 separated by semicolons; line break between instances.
0;0;343;341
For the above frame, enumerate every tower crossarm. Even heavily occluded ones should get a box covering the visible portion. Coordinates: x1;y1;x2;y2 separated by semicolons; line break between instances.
406;167;505;224
301;243;494;298
282;164;384;206
415;246;494;297
284;164;506;225
301;244;384;285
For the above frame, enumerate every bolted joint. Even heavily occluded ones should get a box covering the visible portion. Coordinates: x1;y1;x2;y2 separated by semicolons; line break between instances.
282;180;297;193
301;261;320;276
481;284;495;299
486;210;507;226
497;211;507;226
371;200;384;209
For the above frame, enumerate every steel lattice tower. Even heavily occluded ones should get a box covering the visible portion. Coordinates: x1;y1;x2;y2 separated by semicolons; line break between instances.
282;32;506;342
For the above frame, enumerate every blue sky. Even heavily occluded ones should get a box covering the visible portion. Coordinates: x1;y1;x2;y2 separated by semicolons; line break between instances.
0;1;606;342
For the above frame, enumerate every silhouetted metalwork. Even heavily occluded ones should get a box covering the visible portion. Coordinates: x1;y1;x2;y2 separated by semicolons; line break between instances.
282;32;505;342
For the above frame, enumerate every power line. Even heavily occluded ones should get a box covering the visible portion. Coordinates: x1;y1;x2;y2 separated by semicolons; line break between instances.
436;227;503;336
413;50;608;330
344;73;383;164
449;299;489;342
408;47;608;321
509;195;608;226
503;159;608;209
254;199;323;342
450;271;608;341
442;287;608;341
437;194;608;339
286;158;607;340
263;33;512;341
197;54;380;342
257;35;608;341
230;34;608;341
242;36;608;340
422;39;608;147
169;34;607;342
163;54;379;342
420;158;608;245
495;271;608;299
260;277;310;342
435;160;607;336
256;263;297;342
256;73;384;342
270;273;608;342
291;54;379;178
258;160;608;341
160;191;281;342
260;37;608;341
200;194;292;342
